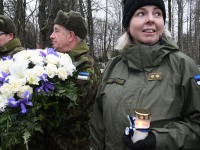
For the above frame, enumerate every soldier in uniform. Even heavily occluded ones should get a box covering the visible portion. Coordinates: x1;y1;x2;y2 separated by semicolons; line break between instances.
48;10;100;150
22;10;100;150
0;15;24;57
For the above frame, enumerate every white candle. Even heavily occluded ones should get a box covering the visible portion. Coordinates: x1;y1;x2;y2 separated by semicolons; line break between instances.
131;109;151;143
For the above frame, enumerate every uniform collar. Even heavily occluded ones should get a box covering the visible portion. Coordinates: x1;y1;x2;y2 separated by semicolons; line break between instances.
121;35;179;71
0;38;22;53
69;40;89;58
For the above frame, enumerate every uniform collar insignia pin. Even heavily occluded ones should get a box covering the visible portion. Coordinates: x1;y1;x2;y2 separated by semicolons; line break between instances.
148;72;162;81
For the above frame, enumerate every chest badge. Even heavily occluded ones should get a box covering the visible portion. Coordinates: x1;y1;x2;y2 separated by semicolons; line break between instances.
148;72;162;81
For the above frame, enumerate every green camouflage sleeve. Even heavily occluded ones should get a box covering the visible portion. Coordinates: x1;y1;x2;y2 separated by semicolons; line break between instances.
50;52;101;149
74;53;101;114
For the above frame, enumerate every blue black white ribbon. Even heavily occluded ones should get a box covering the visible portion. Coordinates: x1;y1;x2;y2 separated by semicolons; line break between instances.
77;71;90;80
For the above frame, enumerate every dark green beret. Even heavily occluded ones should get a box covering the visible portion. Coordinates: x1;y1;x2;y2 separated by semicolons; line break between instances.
0;15;16;35
54;10;87;39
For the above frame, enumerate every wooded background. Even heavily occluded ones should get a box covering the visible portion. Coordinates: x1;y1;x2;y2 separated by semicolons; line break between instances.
0;0;200;65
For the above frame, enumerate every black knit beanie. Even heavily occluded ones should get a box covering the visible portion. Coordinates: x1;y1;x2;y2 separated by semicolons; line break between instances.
122;0;166;29
54;10;87;39
0;15;16;35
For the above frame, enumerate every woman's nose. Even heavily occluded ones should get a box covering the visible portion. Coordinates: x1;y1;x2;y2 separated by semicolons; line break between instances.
146;14;154;24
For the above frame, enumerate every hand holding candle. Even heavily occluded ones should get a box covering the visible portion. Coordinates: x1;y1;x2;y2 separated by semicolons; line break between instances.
131;109;151;143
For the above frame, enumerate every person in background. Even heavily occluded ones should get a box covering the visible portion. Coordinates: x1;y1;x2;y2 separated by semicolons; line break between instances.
0;15;24;57
90;0;200;150
26;10;100;150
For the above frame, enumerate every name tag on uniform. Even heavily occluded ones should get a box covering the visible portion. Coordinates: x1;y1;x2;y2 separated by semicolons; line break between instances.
148;73;162;81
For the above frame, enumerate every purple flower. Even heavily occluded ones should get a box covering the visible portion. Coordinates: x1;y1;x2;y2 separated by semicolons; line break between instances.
2;56;12;61
40;73;48;82
35;73;54;93
8;91;33;114
0;71;9;85
43;81;54;92
47;48;59;57
40;48;58;57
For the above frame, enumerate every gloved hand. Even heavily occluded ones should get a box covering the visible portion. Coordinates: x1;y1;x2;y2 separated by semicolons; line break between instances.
123;132;156;150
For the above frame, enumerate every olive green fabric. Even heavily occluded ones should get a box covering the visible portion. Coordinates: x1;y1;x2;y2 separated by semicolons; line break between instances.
0;15;16;35
90;35;200;149
13;40;101;150
0;38;24;57
54;10;87;39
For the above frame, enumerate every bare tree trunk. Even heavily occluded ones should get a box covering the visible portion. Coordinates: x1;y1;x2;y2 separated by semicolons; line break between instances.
87;0;94;57
0;0;3;15
171;0;175;39
38;0;46;48
187;0;192;58
176;0;183;51
79;0;84;16
14;0;26;46
103;0;108;64
194;0;200;64
168;0;172;31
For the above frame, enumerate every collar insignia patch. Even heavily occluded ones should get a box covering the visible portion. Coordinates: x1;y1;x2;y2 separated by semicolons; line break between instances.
148;73;162;81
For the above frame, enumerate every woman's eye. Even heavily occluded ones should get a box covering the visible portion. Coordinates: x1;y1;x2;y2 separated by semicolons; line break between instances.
154;12;162;17
137;12;145;16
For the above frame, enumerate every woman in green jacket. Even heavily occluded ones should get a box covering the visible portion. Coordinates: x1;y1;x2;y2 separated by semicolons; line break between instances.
90;0;200;149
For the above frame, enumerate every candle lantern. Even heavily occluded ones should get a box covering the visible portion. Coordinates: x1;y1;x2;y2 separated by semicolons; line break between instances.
131;109;151;143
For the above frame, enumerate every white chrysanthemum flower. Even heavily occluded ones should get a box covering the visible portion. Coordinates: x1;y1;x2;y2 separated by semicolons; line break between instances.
9;80;24;92
32;66;45;76
45;64;58;78
46;54;59;65
57;53;76;76
29;53;44;66
25;69;40;85
13;50;31;61
0;59;13;73
59;53;73;67
0;83;15;98
0;95;8;112
17;85;33;98
62;61;76;76
57;67;68;80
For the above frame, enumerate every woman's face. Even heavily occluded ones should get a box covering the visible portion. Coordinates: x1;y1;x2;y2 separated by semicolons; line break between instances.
129;5;164;45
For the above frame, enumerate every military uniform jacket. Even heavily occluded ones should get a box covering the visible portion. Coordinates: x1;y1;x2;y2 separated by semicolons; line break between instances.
90;35;200;150
0;38;24;57
34;40;101;150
